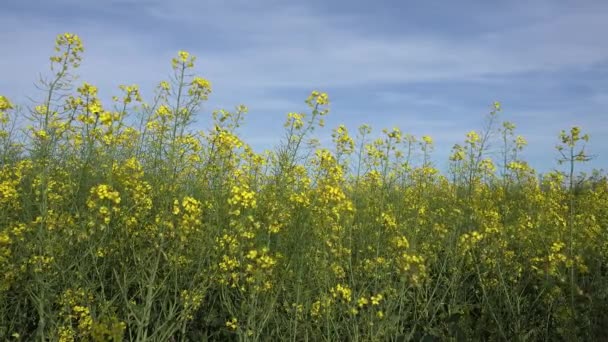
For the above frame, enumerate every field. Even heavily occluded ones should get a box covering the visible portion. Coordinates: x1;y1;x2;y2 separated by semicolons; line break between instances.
1;33;607;341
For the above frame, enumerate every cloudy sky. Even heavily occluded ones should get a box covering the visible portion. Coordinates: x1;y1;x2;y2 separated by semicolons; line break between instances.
1;0;607;173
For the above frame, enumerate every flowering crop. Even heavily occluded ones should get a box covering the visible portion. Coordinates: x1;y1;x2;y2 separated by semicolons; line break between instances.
0;33;607;341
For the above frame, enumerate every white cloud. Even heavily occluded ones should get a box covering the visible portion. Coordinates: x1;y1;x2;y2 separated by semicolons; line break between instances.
4;1;608;93
130;0;608;88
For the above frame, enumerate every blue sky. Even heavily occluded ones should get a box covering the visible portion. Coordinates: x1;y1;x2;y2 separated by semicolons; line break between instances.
1;0;607;173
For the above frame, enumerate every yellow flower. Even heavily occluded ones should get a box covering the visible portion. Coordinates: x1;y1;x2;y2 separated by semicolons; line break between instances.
392;235;410;249
182;196;202;214
179;51;190;62
189;77;212;99
77;82;98;97
99;111;114;125
88;102;102;114
246;249;258;259
34;105;48;115
0;95;14;112
34;129;48;140
226;317;238;330
285;112;305;129
172;50;196;69
51;33;84;68
466;130;480;144
371;294;383;305
357;297;369;308
331;284;352;302
90;184;121;205
159;80;170;91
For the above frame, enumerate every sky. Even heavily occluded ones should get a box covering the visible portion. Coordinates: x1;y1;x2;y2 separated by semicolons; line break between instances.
1;0;607;174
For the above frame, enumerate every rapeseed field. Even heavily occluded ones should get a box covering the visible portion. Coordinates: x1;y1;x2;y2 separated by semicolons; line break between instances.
1;33;607;341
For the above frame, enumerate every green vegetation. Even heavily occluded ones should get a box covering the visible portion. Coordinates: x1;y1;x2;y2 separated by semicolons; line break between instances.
1;33;607;341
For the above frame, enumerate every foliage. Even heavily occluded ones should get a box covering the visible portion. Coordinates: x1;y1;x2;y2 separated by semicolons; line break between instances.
1;33;607;341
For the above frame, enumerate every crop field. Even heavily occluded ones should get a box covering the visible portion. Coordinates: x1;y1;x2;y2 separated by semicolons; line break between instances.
1;33;607;341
